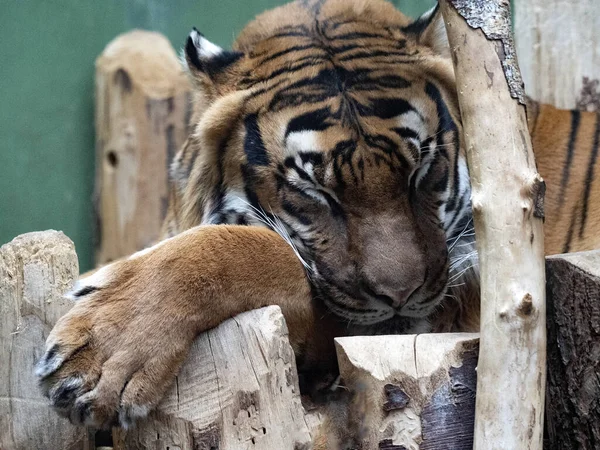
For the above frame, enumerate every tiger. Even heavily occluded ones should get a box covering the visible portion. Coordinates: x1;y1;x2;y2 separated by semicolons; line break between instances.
36;0;600;433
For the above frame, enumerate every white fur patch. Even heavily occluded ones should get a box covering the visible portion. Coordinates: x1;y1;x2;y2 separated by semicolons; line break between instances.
190;29;223;58
128;237;172;260
286;131;321;155
398;111;426;137
65;265;112;300
223;189;250;212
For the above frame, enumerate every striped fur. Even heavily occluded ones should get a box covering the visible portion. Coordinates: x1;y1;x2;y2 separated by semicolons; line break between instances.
165;0;599;332
527;99;600;255
164;0;469;331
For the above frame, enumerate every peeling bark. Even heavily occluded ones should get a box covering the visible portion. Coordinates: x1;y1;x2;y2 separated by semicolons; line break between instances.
448;0;526;105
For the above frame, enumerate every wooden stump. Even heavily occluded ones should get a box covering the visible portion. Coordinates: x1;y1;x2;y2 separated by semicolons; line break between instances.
332;334;479;449
0;231;91;450
95;30;191;266
113;306;319;450
545;250;600;450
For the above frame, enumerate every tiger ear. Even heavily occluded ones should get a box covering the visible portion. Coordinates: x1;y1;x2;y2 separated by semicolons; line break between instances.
184;28;243;82
403;4;450;58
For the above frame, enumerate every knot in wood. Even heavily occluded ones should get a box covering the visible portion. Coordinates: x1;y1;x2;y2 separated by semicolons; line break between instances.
517;293;534;317
383;384;410;412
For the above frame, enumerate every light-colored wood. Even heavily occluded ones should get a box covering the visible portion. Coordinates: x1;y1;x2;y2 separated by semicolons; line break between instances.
113;306;319;450
0;231;91;450
331;333;478;449
545;250;600;449
514;0;600;111
95;30;191;266
440;1;547;449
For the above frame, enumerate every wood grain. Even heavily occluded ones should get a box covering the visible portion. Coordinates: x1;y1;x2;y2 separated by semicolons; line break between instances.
0;231;91;450
440;1;547;448
545;250;600;450
514;0;600;111
113;306;319;450
94;30;191;266
332;333;479;449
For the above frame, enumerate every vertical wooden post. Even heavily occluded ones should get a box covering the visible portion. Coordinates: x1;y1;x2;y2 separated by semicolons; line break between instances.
440;1;547;449
513;0;600;111
95;30;191;266
0;231;91;450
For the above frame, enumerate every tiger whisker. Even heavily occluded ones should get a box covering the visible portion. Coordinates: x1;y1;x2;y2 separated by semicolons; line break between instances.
237;198;314;275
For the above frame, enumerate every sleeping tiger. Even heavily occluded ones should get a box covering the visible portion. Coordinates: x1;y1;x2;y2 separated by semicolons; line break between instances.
37;0;600;430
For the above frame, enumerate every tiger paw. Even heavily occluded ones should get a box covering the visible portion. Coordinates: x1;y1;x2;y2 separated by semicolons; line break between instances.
36;254;196;429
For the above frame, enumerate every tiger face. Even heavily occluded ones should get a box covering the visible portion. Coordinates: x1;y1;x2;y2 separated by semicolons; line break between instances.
167;0;473;329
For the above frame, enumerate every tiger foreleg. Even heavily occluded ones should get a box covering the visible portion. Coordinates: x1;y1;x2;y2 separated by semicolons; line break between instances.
35;225;321;429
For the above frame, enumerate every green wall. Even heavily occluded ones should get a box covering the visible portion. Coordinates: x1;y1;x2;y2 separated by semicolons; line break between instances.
0;0;434;272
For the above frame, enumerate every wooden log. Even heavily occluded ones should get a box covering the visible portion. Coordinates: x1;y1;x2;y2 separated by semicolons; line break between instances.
545;250;600;450
440;1;547;448
113;306;319;450
514;0;600;111
0;231;91;450
95;30;191;266
330;334;478;449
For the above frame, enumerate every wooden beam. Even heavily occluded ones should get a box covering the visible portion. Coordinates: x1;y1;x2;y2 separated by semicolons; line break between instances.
439;1;547;448
0;231;92;450
94;30;191;266
545;250;600;449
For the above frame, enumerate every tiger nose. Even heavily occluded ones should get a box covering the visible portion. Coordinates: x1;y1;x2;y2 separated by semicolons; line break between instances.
368;283;420;309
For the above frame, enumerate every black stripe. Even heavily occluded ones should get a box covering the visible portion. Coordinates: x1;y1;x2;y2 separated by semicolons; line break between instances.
425;81;460;209
357;97;415;119
559;110;581;206
425;82;457;133
257;44;319;66
264;26;311;41
244;114;270;166
286;107;332;137
330;31;388;40
337;49;413;62
185;34;203;71
579;113;600;238
563;201;579;253
281;200;312;225
392;127;420;141
244;78;288;98
264;58;327;85
72;285;100;298
205;51;243;77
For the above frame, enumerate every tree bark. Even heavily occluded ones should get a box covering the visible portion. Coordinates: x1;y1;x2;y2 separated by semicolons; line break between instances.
95;30;191;266
331;334;478;449
0;231;91;450
545;250;600;450
440;1;547;449
113;306;320;450
514;0;600;112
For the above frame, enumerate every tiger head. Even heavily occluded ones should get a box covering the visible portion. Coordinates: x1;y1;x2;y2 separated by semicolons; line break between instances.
168;0;473;329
